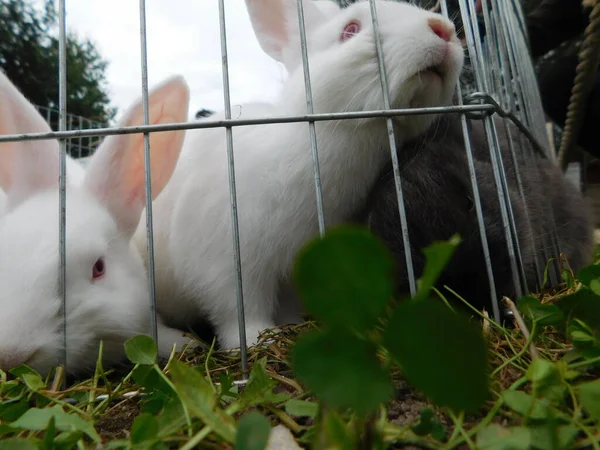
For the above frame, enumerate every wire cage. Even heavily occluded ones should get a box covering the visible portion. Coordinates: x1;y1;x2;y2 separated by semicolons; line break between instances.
33;104;106;160
0;0;587;387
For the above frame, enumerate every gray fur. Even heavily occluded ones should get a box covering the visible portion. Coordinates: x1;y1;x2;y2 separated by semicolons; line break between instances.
361;113;593;311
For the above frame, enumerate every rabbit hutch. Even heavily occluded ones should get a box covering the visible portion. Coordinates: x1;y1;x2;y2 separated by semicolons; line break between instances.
0;0;599;448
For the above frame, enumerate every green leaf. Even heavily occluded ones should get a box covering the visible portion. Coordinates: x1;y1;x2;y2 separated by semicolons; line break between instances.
0;424;15;437
155;396;188;437
0;380;22;398
130;413;159;445
168;361;236;443
103;441;130;450
100;444;122;450
556;288;600;334
21;373;46;392
235;412;271;450
9;366;46;392
411;408;446;441
124;335;158;365
476;424;531;450
54;431;84;450
218;373;235;400
42;415;56;450
529;423;578;450
591;279;600;296
292;225;394;331
383;299;489;413
517;296;564;327
577;378;600;420
140;391;170;415
576;264;600;287
502;391;549;419
9;365;41;379
134;365;175;396
0;438;40;450
319;412;357;450
561;269;575;289
569;324;597;346
526;360;566;405
291;328;393;415
526;359;557;383
284;399;319;418
0;399;29;421
415;235;461;302
9;405;100;442
237;358;279;408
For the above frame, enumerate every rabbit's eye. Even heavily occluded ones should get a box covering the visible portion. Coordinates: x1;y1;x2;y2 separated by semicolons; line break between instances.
92;258;105;280
340;20;361;42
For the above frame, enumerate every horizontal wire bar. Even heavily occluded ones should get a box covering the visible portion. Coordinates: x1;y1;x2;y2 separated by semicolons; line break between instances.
0;104;496;143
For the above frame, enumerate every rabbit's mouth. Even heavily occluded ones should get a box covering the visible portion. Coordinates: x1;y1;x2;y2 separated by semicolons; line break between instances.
417;64;445;81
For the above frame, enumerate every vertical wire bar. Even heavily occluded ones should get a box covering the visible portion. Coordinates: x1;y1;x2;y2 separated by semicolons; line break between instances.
368;0;416;296
57;0;68;381
440;0;501;321
501;0;562;283
503;2;536;135
478;0;529;292
491;0;552;285
481;6;502;104
505;1;549;149
458;0;524;302
296;0;326;236
218;0;248;377
502;119;543;291
488;121;528;290
507;0;554;158
78;116;83;158
138;0;158;344
488;0;544;290
68;114;73;158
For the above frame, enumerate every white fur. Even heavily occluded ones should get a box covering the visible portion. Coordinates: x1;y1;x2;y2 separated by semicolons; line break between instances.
134;0;465;350
313;0;341;15
0;71;85;216
0;73;191;376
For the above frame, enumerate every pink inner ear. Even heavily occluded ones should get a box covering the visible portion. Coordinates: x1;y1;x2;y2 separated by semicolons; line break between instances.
340;20;361;42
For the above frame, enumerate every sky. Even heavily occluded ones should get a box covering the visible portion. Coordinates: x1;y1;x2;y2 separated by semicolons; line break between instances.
55;0;289;123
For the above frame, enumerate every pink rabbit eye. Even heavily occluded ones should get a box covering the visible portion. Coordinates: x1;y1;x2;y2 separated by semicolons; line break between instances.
340;20;361;42
92;258;105;280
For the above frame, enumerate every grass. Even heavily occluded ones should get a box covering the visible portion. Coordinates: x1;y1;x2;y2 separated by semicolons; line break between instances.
1;230;600;449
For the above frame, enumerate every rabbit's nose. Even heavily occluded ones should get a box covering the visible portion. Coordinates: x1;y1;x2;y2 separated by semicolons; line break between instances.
428;17;456;43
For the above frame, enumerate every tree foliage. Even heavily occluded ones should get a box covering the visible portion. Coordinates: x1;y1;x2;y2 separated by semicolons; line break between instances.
0;0;116;125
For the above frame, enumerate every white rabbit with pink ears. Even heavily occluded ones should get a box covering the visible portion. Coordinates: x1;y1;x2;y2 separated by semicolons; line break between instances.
135;0;465;351
0;72;193;376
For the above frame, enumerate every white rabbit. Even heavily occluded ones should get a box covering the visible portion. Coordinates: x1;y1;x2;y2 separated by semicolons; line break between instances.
0;74;192;376
313;0;341;14
135;0;465;350
0;70;85;217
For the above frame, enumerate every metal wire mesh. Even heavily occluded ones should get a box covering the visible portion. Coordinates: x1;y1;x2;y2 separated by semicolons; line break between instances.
33;105;106;159
0;0;567;380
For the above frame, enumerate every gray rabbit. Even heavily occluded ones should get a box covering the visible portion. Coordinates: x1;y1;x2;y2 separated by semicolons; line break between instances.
470;116;594;276
362;112;593;313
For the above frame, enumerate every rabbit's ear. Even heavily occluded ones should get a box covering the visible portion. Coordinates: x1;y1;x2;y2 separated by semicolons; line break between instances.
0;71;60;211
245;0;326;64
83;75;189;236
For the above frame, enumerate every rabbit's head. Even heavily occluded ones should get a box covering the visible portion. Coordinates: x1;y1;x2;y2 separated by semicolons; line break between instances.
0;74;189;376
245;0;464;137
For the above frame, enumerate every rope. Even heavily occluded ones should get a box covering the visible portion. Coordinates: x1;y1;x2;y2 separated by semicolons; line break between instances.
557;0;600;170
